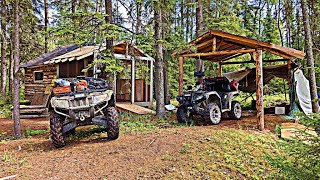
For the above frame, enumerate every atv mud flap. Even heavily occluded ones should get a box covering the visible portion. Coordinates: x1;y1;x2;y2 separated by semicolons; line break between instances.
92;115;108;127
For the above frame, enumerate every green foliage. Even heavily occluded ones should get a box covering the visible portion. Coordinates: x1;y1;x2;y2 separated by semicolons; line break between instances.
267;113;320;179
25;129;49;137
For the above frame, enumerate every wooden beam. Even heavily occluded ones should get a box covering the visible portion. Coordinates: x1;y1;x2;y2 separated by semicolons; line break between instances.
264;49;291;59
255;49;264;131
212;37;216;52
197;39;213;49
178;56;184;95
221;58;289;65
181;49;256;57
216;38;224;50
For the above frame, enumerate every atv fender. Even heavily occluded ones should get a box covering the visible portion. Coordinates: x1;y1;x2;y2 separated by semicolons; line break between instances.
205;92;222;108
223;92;239;113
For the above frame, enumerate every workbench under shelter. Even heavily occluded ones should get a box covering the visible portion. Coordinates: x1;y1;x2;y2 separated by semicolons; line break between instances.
172;30;305;130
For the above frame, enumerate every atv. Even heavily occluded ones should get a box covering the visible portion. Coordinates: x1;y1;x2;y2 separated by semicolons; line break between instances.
176;72;241;125
50;71;119;148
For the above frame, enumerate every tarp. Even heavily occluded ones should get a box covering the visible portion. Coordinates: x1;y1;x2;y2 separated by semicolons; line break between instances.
294;69;312;115
224;64;288;93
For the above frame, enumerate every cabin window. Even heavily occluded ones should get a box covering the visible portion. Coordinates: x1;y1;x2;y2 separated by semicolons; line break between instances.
34;71;44;82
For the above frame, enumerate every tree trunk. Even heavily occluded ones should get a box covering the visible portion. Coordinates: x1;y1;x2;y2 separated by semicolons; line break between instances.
44;0;49;53
154;0;166;118
185;0;190;42
105;0;113;50
1;0;7;97
196;0;204;72
13;0;21;138
300;0;319;113
180;0;184;37
9;33;13;96
136;0;142;34
162;7;170;105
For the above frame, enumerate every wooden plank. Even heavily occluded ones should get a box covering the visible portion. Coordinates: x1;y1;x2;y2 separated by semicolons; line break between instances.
178;56;184;95
116;102;156;115
181;49;256;57
281;122;317;140
20;114;50;119
20;108;48;114
256;49;264;131
20;105;46;109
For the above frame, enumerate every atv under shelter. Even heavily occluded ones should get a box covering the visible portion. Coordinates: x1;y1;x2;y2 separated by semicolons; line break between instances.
22;42;154;110
172;30;305;130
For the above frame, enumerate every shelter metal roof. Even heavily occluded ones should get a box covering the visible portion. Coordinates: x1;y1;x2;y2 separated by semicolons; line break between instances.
172;30;305;61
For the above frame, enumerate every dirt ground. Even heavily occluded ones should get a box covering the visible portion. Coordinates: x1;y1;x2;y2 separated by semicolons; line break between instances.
0;114;290;179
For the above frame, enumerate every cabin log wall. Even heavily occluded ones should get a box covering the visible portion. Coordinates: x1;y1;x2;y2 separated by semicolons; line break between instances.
24;65;57;100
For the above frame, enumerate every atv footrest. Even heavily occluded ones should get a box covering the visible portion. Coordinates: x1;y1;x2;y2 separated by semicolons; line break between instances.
92;115;108;127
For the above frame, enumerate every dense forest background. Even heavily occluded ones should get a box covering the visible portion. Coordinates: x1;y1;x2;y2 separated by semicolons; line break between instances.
1;0;320;113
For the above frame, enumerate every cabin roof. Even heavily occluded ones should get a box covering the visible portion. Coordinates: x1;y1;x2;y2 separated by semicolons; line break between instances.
21;44;79;68
172;30;305;61
44;42;154;65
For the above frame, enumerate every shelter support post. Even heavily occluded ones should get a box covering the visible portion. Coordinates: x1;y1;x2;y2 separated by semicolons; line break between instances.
256;49;264;131
131;58;135;104
150;60;154;105
179;56;184;95
218;61;222;76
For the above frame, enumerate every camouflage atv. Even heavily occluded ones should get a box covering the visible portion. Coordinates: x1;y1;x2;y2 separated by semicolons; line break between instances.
50;73;119;148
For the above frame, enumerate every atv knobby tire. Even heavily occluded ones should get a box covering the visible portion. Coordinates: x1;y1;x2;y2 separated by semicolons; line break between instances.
50;113;66;148
208;102;221;125
177;106;190;123
228;101;241;120
105;107;119;140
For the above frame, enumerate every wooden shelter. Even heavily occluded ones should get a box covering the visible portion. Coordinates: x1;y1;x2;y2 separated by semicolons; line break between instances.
172;30;305;130
22;42;154;109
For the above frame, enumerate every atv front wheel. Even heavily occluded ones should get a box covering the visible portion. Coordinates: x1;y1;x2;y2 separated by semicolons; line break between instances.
229;101;242;120
177;106;190;123
208;102;221;124
105;107;119;140
50;113;66;148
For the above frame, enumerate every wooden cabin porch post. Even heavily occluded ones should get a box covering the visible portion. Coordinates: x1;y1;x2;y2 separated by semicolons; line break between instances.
179;56;184;95
256;49;264;131
218;61;222;76
150;59;154;105
131;58;135;104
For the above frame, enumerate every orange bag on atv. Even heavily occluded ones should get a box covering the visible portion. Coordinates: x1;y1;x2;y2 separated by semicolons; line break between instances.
53;86;72;94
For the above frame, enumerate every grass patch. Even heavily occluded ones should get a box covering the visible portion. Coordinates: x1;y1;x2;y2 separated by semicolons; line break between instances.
26;129;49;137
168;129;284;179
119;112;186;133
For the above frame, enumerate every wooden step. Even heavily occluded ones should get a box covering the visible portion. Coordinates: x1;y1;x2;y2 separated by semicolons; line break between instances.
116;102;156;115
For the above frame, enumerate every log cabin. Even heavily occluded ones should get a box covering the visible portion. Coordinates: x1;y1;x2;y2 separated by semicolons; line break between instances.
22;42;154;108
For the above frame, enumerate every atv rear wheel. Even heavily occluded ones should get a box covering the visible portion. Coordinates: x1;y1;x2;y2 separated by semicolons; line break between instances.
105;107;119;140
50;113;66;148
229;101;241;120
208;102;221;124
177;106;190;123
